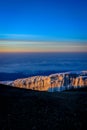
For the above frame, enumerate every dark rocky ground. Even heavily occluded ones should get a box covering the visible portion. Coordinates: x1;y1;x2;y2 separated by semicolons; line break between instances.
0;84;87;130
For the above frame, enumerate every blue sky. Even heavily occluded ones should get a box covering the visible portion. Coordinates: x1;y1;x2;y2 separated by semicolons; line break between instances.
0;0;87;52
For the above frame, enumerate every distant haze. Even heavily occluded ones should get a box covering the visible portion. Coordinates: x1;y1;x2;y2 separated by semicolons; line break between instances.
0;40;87;53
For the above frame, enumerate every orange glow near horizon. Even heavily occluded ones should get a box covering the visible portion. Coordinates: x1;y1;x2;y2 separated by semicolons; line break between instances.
0;40;87;53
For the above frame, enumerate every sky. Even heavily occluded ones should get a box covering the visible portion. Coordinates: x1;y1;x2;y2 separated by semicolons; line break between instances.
0;0;87;52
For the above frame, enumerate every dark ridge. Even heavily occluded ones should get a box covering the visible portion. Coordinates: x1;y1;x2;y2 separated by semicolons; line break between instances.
0;84;87;130
64;87;87;92
0;72;27;81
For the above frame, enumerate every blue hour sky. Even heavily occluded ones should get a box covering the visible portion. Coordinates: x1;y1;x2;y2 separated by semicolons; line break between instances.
0;0;87;52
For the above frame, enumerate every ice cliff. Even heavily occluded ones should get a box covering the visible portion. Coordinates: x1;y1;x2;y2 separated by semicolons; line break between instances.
10;71;87;91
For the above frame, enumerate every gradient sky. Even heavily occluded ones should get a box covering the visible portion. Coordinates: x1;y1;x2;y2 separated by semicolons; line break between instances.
0;0;87;52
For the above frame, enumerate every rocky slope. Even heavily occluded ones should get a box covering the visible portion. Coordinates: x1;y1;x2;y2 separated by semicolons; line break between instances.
0;83;87;130
10;71;87;91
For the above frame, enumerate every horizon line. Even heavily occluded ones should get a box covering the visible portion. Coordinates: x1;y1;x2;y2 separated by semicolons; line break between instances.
0;51;87;53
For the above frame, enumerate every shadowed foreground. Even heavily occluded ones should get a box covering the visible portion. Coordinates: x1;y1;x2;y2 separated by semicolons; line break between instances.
0;84;87;130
